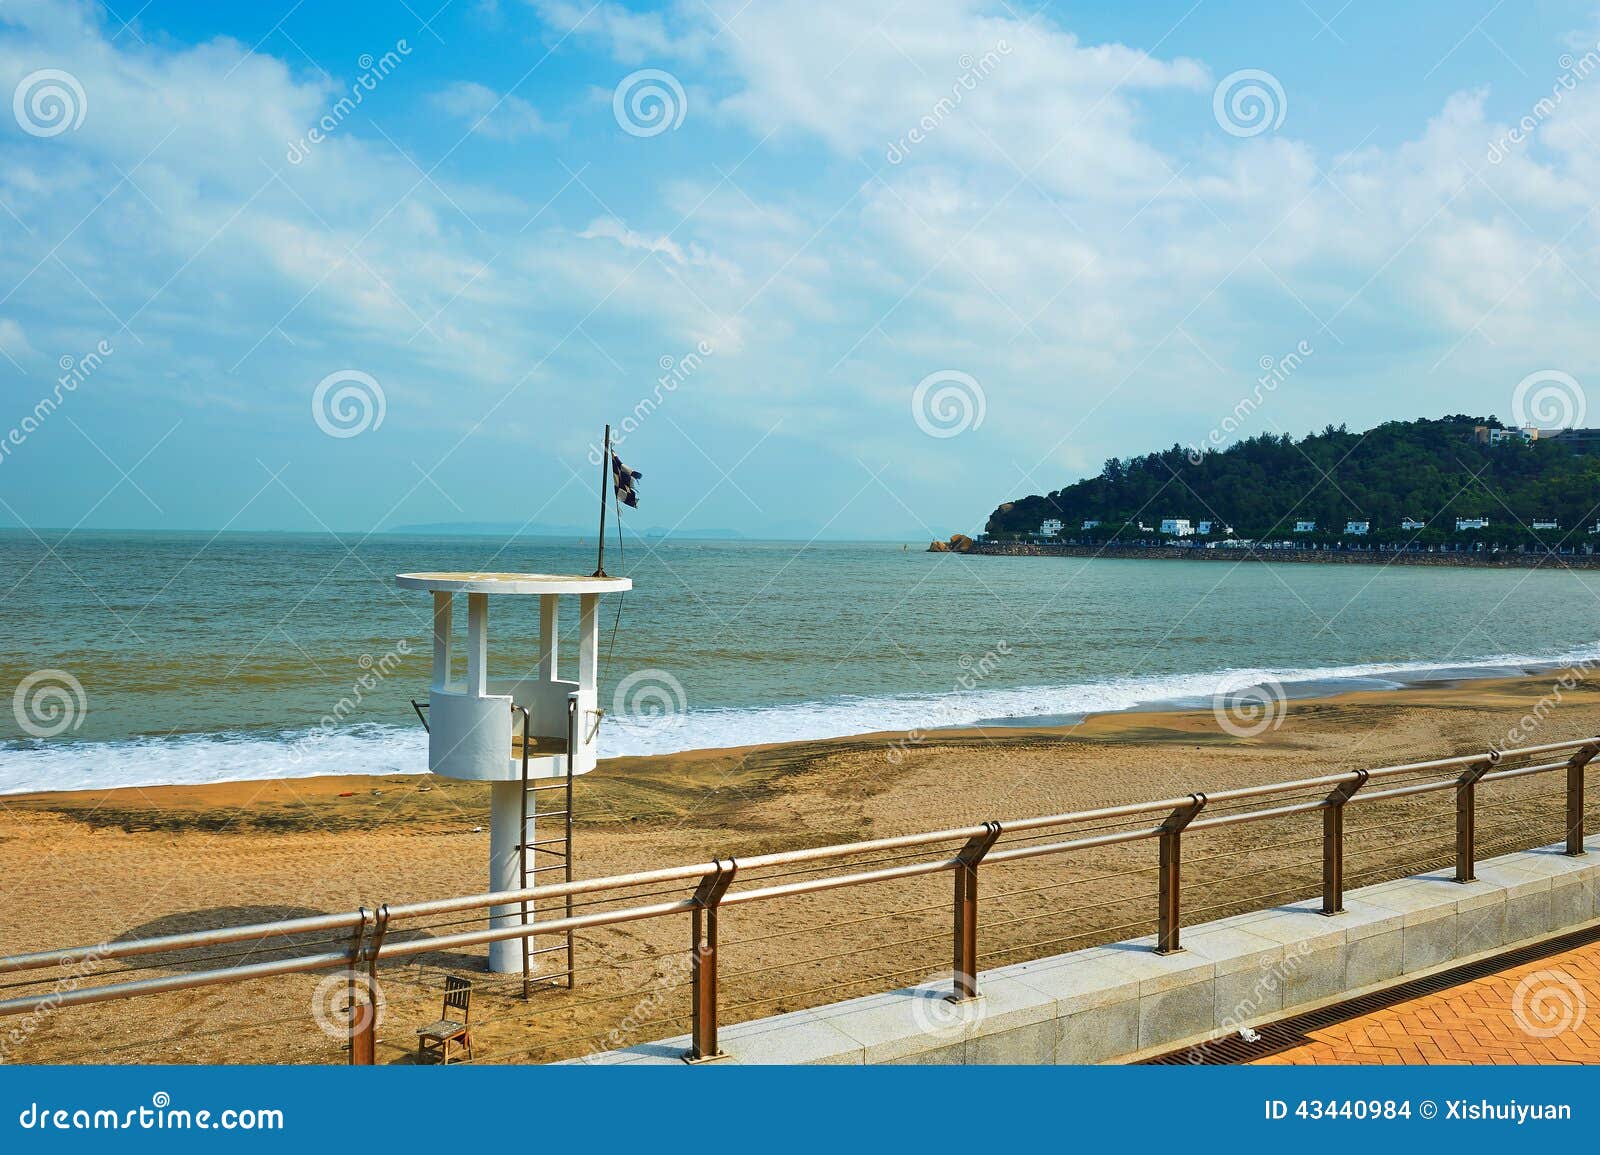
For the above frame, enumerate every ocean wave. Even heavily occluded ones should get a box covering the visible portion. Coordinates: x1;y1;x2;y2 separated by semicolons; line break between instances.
3;645;1596;795
0;724;429;796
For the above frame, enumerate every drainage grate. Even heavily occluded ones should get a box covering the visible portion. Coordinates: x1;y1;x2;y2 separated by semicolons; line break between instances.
1142;922;1600;1065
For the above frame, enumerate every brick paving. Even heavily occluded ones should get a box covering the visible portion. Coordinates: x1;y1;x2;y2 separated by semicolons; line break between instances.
1254;940;1600;1064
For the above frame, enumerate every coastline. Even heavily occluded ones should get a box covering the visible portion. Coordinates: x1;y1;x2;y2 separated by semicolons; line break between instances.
8;649;1596;799
6;669;1598;1063
945;540;1600;569
7;670;1591;818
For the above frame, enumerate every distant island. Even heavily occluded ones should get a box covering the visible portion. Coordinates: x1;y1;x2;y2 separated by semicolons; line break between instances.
940;416;1600;567
387;521;750;541
385;521;931;543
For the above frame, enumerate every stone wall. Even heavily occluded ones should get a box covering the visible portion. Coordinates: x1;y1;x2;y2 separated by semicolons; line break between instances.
949;541;1600;570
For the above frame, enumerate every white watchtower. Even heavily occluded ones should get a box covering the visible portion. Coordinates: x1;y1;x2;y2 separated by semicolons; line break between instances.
396;570;632;974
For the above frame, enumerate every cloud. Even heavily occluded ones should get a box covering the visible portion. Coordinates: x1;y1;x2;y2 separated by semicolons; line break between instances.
530;0;705;65
714;0;1206;197
577;215;736;277
580;214;689;261
432;80;556;140
2;0;1599;539
0;317;34;372
546;0;1207;198
538;0;1600;489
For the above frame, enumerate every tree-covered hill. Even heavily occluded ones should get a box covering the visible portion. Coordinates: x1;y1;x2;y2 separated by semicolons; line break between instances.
984;417;1600;546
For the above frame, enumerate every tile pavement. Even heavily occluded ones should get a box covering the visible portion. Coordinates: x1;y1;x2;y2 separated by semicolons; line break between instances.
1254;939;1600;1064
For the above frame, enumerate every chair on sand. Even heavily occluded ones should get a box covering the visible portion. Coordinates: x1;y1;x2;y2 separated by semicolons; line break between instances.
416;976;473;1064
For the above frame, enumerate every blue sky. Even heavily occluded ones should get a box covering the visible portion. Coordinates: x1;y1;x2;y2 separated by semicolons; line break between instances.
2;0;1599;539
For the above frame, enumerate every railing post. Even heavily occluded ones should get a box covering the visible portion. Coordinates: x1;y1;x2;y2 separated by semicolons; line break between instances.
346;907;374;1066
951;823;1002;1002
1156;794;1206;954
1455;754;1499;883
1321;771;1367;915
1565;743;1598;856
687;859;736;1064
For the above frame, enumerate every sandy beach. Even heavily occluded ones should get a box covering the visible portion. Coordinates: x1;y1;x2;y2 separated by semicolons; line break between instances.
3;672;1598;1064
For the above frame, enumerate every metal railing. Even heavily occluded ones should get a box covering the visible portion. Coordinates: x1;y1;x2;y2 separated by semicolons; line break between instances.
2;736;1595;1064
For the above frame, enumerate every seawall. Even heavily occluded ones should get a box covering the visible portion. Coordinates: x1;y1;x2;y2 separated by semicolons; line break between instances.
578;838;1600;1065
941;541;1600;570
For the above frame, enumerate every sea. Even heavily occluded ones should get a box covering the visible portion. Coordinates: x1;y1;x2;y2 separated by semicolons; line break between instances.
2;530;1596;795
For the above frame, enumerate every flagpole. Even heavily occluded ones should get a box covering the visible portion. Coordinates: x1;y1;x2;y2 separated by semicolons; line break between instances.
593;424;610;577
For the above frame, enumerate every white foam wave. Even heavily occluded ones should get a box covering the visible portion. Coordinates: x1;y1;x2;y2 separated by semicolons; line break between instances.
601;645;1598;756
0;724;428;796
3;645;1596;795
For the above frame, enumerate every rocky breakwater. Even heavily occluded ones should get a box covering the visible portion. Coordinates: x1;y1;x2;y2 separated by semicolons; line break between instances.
928;539;1600;570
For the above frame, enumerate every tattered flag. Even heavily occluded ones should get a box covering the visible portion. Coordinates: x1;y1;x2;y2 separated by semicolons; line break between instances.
612;452;642;508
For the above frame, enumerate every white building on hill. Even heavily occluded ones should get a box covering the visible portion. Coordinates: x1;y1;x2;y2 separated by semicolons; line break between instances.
1294;520;1316;534
1039;518;1064;538
1159;518;1193;537
1481;425;1537;445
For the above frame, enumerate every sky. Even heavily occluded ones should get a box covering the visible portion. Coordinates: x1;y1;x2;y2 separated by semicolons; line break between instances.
2;0;1600;540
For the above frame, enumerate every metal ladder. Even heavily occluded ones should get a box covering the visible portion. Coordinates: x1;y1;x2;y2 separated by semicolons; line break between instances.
516;696;576;999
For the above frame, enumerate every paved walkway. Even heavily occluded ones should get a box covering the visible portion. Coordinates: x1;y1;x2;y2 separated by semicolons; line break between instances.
1254;940;1600;1064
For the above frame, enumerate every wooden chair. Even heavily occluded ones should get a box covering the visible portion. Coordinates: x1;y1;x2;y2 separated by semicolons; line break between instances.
416;976;473;1064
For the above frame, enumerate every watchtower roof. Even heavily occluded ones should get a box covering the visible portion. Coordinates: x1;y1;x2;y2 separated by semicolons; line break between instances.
396;571;632;595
